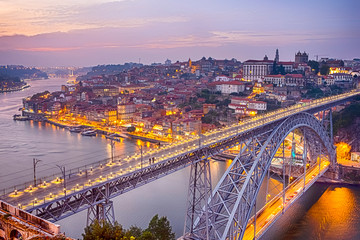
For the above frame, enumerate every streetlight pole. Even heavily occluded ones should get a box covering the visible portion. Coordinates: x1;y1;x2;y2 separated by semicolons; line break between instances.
110;139;115;164
56;165;66;190
33;158;41;187
140;145;143;168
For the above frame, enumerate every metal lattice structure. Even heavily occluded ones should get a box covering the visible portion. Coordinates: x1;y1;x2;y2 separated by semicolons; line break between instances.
187;112;335;240
2;91;357;227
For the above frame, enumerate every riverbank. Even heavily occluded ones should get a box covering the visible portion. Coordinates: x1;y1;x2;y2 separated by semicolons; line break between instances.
0;83;29;93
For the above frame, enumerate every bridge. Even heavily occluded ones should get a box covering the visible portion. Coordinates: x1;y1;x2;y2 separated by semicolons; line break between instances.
0;89;359;239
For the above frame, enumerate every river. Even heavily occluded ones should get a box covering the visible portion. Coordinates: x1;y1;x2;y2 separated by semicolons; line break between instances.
0;78;359;239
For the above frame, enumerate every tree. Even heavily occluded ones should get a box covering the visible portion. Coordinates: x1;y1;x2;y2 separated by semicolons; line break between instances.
320;64;330;75
127;126;136;132
307;60;319;74
125;226;143;239
82;220;125;240
139;231;156;240
145;215;175;240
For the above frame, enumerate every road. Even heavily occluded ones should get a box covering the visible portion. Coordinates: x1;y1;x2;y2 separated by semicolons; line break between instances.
242;159;330;240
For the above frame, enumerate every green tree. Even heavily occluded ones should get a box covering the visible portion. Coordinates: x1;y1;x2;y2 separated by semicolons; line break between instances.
127;126;136;132
307;60;319;74
145;215;175;240
139;231;156;240
320;64;330;75
125;226;143;239
82;220;125;240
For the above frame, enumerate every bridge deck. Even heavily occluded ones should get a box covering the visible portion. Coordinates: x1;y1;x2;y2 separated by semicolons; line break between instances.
1;90;358;221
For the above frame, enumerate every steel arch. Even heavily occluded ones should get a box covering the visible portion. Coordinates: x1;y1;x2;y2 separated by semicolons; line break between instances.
193;112;336;240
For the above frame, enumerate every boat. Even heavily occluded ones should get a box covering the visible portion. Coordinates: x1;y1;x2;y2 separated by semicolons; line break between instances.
118;132;129;138
81;130;97;136
13;114;30;121
69;127;82;133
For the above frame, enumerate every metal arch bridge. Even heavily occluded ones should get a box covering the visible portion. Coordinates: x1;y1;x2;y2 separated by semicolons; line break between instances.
1;90;359;238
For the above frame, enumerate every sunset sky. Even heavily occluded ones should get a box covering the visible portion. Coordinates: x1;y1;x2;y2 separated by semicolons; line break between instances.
0;0;359;67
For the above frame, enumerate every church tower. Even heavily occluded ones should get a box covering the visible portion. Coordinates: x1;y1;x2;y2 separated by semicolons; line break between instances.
188;58;192;68
275;49;279;63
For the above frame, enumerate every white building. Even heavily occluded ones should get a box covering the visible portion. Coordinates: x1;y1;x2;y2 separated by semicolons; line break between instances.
229;97;267;111
278;61;294;73
264;74;285;86
248;100;267;111
215;75;231;82
243;59;273;81
214;81;245;94
330;73;353;83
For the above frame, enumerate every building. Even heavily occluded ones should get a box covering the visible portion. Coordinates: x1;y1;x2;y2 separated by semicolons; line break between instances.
351;152;360;161
228;97;267;113
295;51;309;63
214;81;245;94
203;104;216;114
215;75;231;82
278;62;294;73
117;103;136;122
243;57;274;81
265;74;305;87
92;86;119;97
264;74;285;86
330;73;353;83
285;74;305;87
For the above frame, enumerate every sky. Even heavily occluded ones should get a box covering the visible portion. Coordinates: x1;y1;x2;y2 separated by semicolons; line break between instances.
0;0;359;67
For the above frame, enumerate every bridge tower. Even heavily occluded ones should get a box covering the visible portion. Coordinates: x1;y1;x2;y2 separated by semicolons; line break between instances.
86;183;115;226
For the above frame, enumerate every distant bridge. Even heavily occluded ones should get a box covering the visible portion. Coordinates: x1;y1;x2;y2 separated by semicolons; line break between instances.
1;89;359;239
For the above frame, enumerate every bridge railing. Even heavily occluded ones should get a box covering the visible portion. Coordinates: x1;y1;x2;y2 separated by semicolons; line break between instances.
1;90;358;198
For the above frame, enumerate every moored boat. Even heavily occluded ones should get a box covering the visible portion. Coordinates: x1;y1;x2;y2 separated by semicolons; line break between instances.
81;130;97;136
13;114;30;121
69;127;82;133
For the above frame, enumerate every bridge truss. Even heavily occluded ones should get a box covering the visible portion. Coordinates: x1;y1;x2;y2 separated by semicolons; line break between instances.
2;91;357;230
184;112;336;240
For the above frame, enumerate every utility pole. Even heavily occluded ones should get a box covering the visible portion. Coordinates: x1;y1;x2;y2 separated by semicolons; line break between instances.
33;158;41;187
140;145;143;168
110;139;115;164
56;165;66;190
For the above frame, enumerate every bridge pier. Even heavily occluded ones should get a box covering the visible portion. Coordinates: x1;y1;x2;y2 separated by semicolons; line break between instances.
86;200;115;226
184;158;212;240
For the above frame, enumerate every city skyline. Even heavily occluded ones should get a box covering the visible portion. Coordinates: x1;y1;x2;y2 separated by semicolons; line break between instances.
0;0;359;67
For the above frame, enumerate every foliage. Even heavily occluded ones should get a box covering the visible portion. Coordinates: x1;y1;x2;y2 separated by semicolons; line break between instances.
272;62;285;75
196;89;220;104
0;74;21;82
127;126;136;132
319;64;330;75
333;102;360;134
0;66;48;79
307;60;319;74
229;92;246;97
83;220;125;240
82;215;175;240
30;91;50;100
302;86;324;99
202;109;219;125
145;214;175;240
125;226;142;239
335;142;351;161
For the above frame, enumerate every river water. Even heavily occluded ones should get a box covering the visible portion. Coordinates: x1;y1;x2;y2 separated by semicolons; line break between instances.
0;78;359;239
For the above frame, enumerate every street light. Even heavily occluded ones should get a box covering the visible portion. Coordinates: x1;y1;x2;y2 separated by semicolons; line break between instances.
110;139;115;165
135;142;143;168
56;164;66;190
33;158;41;187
